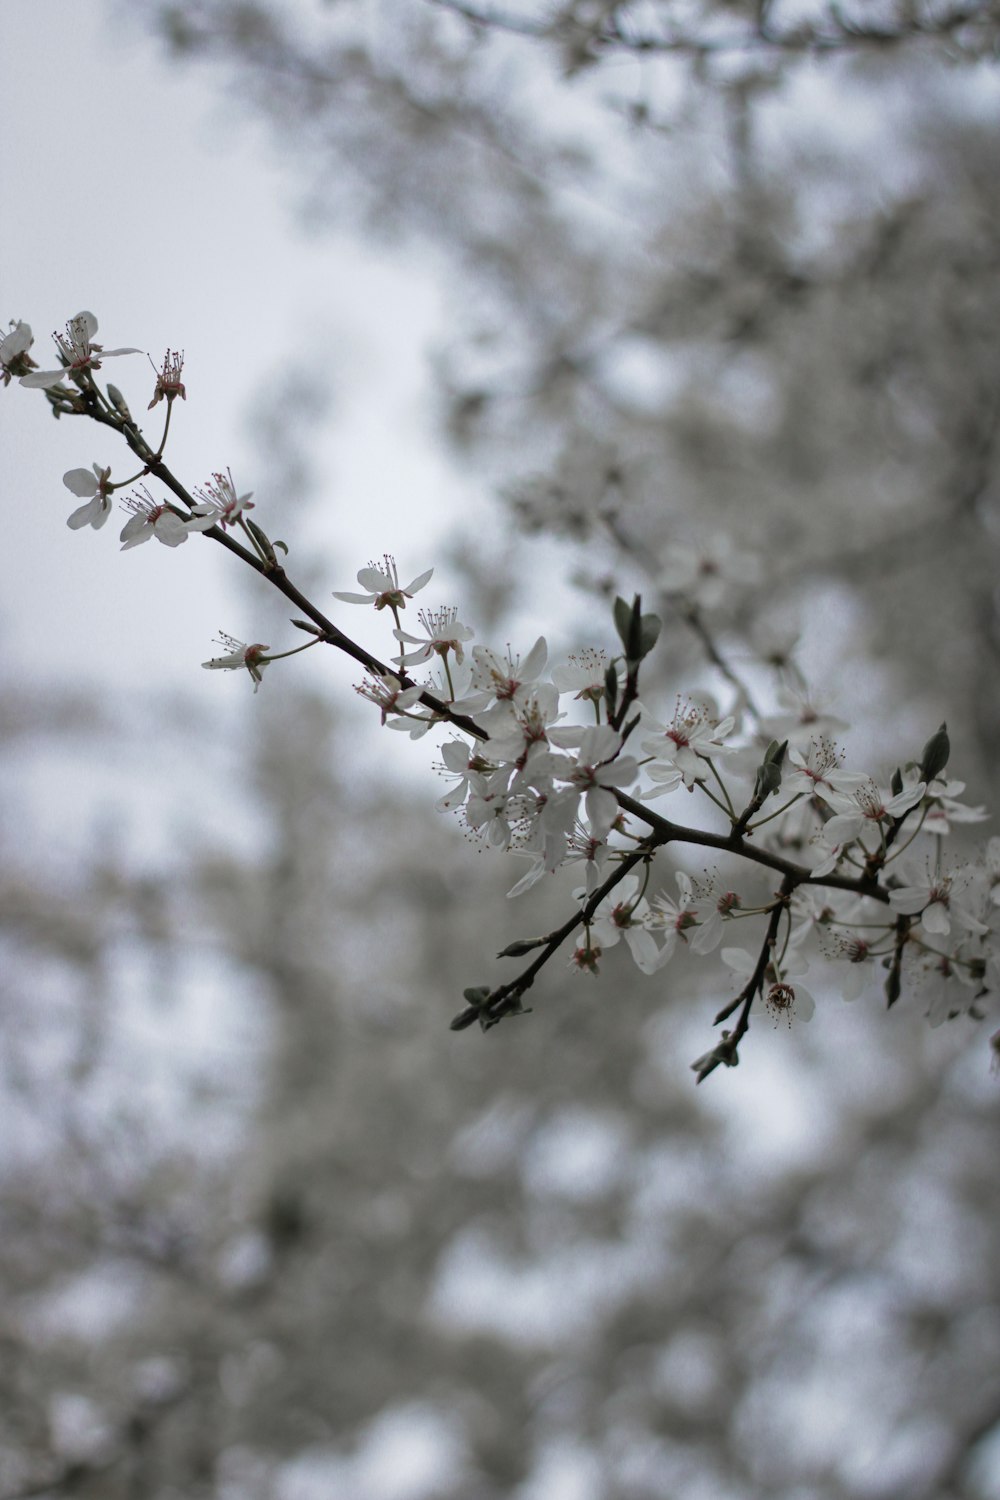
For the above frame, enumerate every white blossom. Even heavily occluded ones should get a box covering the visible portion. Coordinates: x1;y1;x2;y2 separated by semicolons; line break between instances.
394;606;474;667
829;934;879;1001
148;349;186;408
63;463;113;530
888;871;990;938
437;739;497;811
355;672;425;728
469;637;548;707
551;648;609;704
334;555;433;612
658;536;760;610
785;739;867;801
917;776;990;836
587;875;661;974
551;725;638;839
820;778;925;849
1;320;34;385
188;469;254;531
119;486;190;550
722;947;816;1023
640;698;735;789
759;686;849;746
646;872;702;964
20;311;139;389
202;633;271;692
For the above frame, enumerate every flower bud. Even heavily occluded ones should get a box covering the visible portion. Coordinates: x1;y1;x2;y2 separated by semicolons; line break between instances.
106;383;133;422
751;739;786;804
449;985;492;1031
691;1031;740;1083
496;937;546;958
753;760;783;803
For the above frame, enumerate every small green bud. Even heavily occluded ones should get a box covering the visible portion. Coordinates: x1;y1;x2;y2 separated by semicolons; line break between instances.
496;937;546;958
106;383;133;422
450;985;493;1031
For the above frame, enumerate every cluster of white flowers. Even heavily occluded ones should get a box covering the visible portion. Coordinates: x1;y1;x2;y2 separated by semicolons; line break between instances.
9;308;1000;1073
333;563;999;1051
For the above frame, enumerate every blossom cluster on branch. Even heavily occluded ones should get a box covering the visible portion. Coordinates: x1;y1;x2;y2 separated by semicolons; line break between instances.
7;312;1000;1080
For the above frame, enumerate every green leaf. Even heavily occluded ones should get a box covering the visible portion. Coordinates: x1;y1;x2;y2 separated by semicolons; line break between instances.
919;722;949;783
638;613;662;660
613;596;633;649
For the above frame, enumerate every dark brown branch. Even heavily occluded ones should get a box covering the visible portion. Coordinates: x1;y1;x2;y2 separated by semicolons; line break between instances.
694;872;796;1081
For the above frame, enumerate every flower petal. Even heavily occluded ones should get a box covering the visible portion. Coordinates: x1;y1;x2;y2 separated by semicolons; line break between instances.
63;468;98;498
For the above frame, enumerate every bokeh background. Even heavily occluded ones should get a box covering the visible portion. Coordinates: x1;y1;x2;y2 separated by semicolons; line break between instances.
2;1;1000;1496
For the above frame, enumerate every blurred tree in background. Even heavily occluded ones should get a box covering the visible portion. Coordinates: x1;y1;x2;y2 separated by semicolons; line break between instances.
3;1;1000;1496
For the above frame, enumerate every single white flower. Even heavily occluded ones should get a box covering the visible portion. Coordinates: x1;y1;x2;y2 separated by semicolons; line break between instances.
587;875;661;974
202;633;271;691
394;606;474;668
119;486;190;550
551;725;638;839
1;320;35;384
722;946;816;1023
334;555;433;613
917;943;982;1027
354;672;425;727
759;686;849;746
687;882;743;954
640;698;735;789
551;648;609;705
478;684;562;761
820;778;925;849
646;872;702;964
564;825;615;896
188;468;254;531
786;739;867;801
658;536;760;610
888;872;990;938
63;462;113;530
437;739;497;811
20;311;139;389
829;934;878;1001
469;637;548;706
464;776;516;848
917;776;989;836
148;348;186;408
